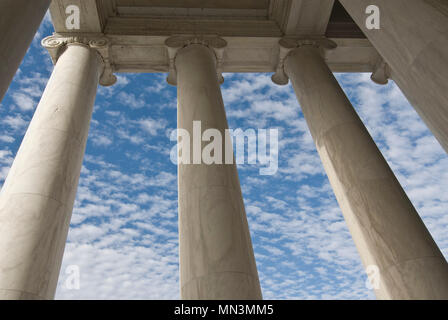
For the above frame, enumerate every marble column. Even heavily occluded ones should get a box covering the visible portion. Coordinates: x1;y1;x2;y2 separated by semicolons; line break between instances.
339;0;448;153
166;36;262;300
0;0;51;103
0;37;113;299
274;39;448;299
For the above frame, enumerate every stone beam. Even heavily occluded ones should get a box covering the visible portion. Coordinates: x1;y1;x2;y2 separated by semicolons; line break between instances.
49;0;115;33
49;33;378;74
270;0;335;35
48;0;379;74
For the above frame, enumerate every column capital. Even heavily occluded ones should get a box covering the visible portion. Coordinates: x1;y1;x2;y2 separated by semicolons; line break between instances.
371;57;392;85
41;35;117;87
271;37;337;86
165;35;227;86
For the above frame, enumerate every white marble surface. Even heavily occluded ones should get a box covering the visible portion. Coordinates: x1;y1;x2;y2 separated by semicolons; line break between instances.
0;0;50;102
340;0;448;154
176;44;262;299
285;45;448;300
46;0;382;74
0;44;101;299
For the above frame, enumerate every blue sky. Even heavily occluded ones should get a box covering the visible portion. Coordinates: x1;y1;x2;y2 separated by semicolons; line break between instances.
0;14;447;300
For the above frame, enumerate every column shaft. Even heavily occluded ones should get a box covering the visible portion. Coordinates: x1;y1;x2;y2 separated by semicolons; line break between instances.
285;45;448;299
176;44;262;299
0;44;102;299
339;0;448;153
0;0;51;102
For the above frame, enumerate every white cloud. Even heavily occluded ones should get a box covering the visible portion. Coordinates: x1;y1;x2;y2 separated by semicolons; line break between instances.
0;135;15;143
11;92;35;111
117;92;145;109
138;118;167;136
2;115;28;130
91;135;113;147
